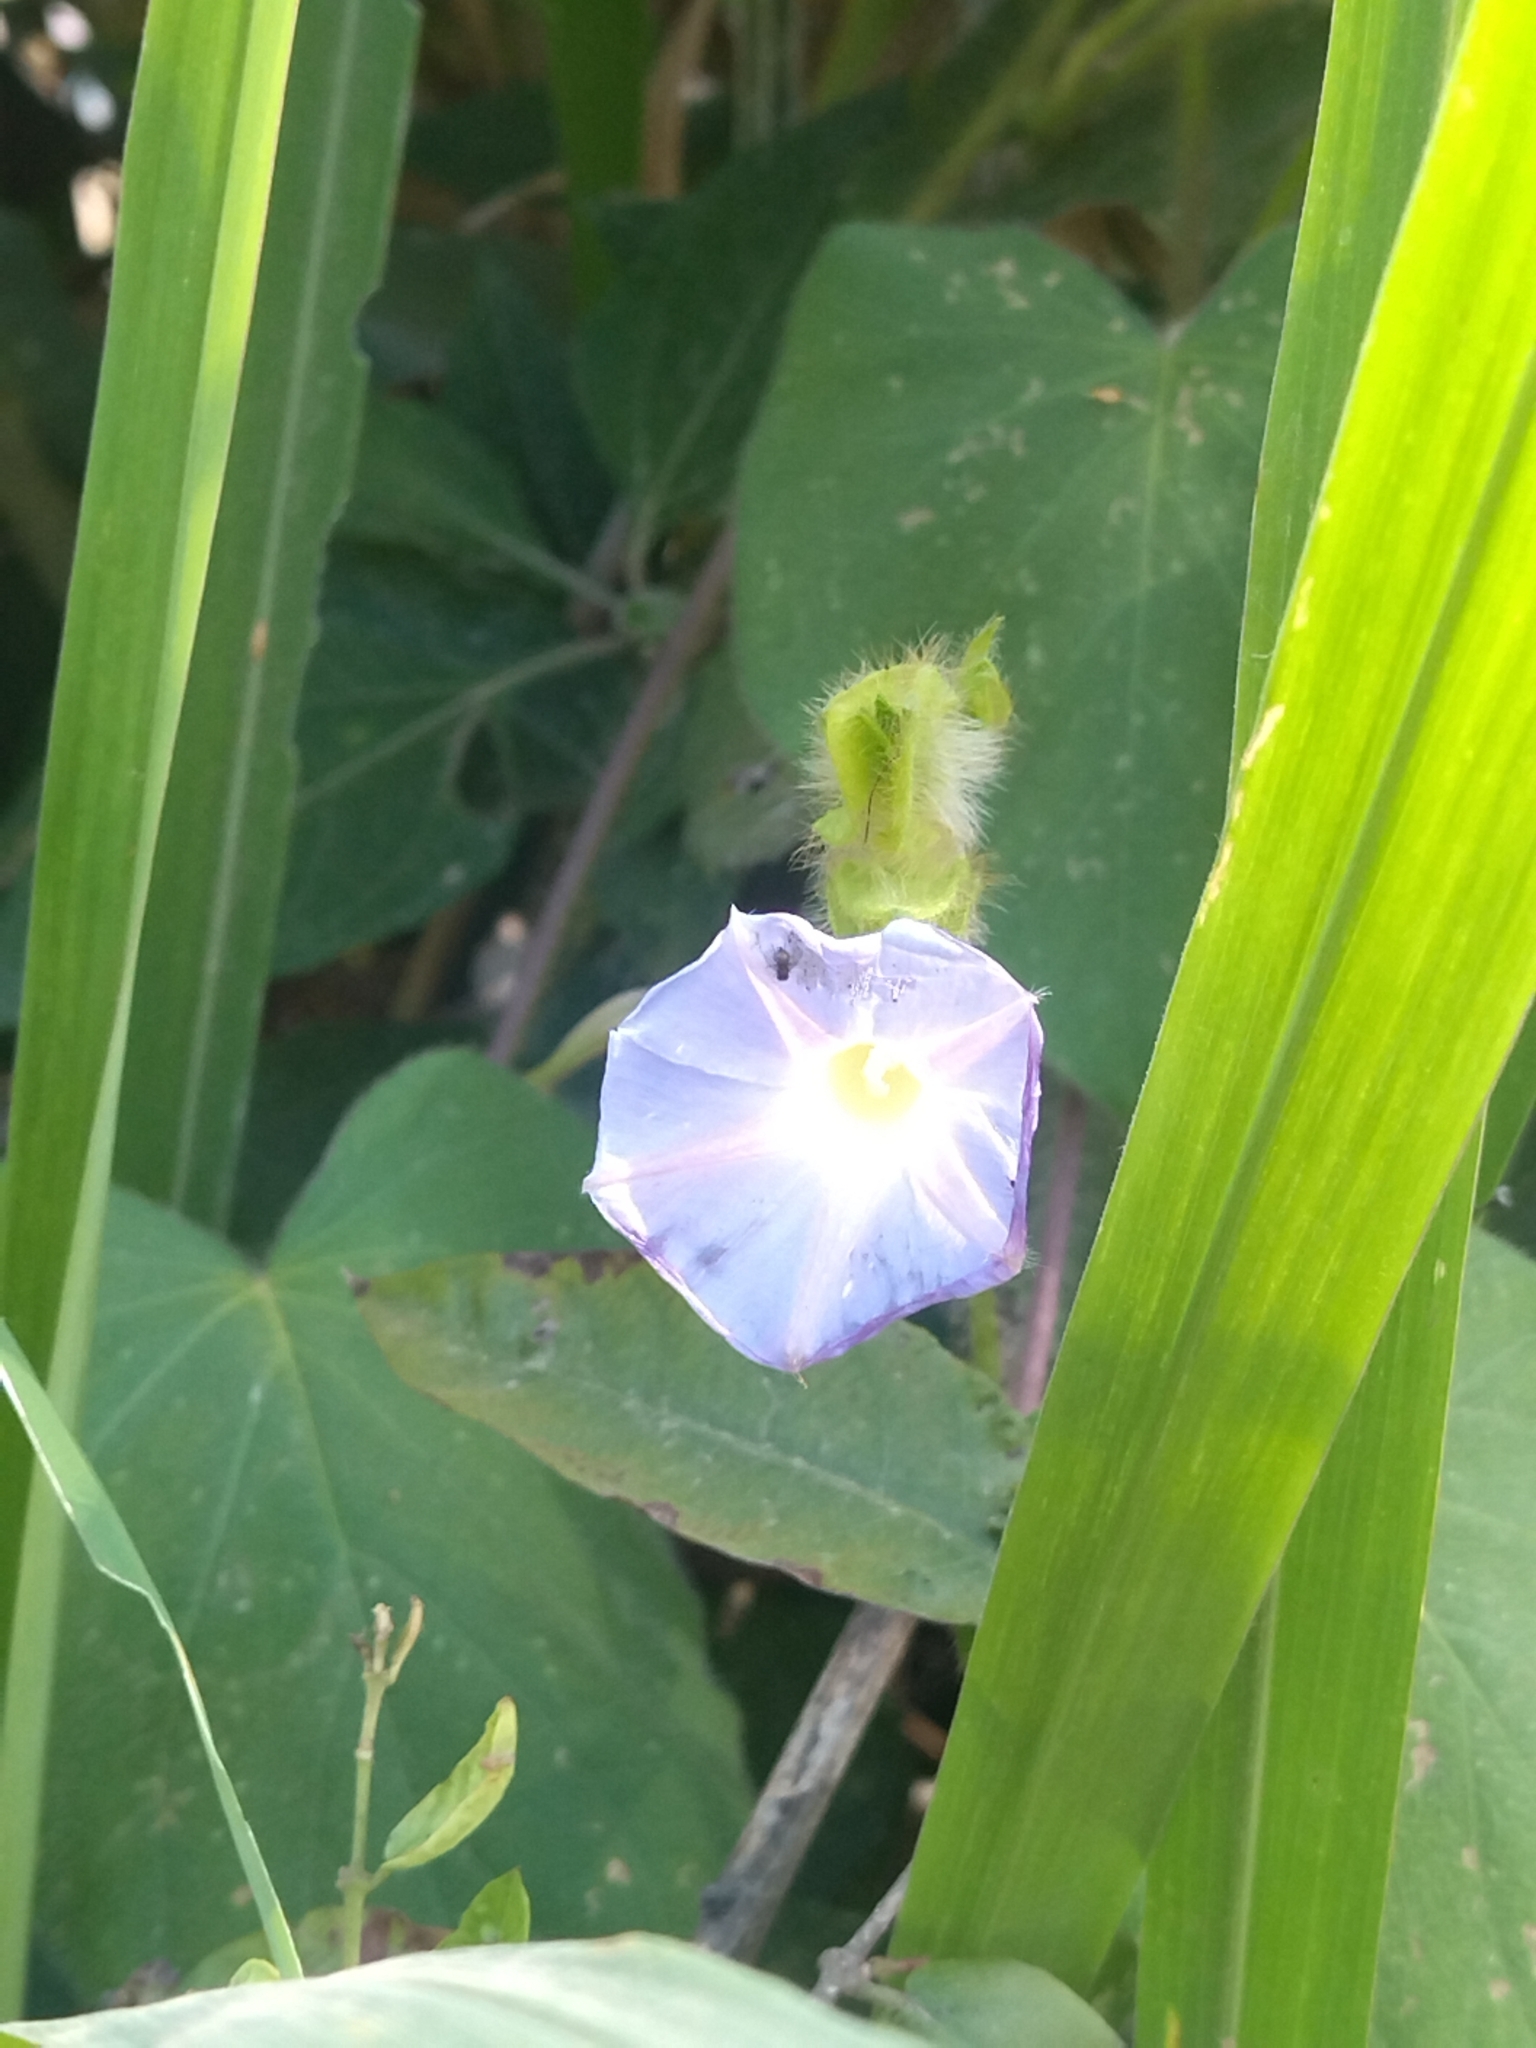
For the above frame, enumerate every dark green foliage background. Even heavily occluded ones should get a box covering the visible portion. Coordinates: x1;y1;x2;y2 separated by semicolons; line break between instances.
0;4;1530;2039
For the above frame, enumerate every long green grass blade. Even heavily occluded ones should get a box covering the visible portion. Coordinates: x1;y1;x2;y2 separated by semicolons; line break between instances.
1140;1145;1481;2047
114;0;419;1229
1479;1011;1536;1202
1230;0;1463;755
531;0;652;299
0;0;300;1554
898;0;1536;1987
0;0;300;2010
0;1327;300;1982
1131;1601;1278;2048
1236;1143;1477;2043
1139;0;1469;2038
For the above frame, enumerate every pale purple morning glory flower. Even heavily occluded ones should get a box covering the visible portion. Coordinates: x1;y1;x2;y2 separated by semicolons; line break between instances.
583;909;1044;1371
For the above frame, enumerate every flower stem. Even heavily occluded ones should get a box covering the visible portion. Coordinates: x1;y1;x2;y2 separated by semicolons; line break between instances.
337;1597;424;1969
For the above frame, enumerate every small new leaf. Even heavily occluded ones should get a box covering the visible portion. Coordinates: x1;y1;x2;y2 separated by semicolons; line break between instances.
439;1867;532;1949
377;1697;519;1878
229;1957;282;1988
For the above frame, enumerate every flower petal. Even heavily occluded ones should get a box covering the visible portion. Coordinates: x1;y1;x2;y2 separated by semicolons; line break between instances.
584;910;1044;1370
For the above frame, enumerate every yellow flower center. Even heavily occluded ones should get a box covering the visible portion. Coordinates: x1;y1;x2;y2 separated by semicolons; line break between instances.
828;1041;922;1124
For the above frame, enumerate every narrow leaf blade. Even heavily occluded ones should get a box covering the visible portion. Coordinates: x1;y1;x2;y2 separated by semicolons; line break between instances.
115;0;419;1228
899;0;1536;1984
0;1326;300;1980
1141;2;1471;2038
0;0;301;2005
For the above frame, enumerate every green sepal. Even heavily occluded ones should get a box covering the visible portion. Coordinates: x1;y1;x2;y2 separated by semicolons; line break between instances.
807;624;1011;939
954;616;1011;727
823;852;987;940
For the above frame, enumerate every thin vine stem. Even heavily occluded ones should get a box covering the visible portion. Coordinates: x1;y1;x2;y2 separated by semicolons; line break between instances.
488;525;736;1068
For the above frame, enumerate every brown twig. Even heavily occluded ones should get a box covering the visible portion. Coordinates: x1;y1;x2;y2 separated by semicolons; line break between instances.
694;1601;916;1963
488;526;736;1067
644;0;720;199
1012;1082;1088;1412
389;894;479;1022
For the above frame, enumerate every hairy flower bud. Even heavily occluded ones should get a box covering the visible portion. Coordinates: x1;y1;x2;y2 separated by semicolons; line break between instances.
807;619;1012;941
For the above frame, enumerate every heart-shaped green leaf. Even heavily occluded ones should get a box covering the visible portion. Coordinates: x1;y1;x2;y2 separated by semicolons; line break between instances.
737;223;1291;1115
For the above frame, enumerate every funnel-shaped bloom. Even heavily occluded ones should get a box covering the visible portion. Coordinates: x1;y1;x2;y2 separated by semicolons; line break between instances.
583;909;1043;1371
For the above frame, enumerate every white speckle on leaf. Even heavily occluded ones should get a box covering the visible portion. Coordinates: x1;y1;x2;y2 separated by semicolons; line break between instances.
1197;837;1233;923
898;507;936;531
1462;1845;1481;1872
1240;702;1285;771
1292;577;1313;630
1491;1980;1512;2003
1172;384;1205;446
1407;1721;1437;1787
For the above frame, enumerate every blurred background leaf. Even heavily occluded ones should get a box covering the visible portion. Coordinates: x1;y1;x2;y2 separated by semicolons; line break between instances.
36;1051;749;2000
1375;1233;1536;2046
8;1936;891;2046
738;220;1291;1115
575;91;899;563
274;547;626;974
